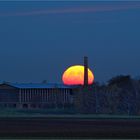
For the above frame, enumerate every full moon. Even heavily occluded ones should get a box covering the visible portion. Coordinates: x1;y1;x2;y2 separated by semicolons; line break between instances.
62;65;94;85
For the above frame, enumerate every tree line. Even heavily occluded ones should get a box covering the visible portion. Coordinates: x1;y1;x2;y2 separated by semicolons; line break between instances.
80;75;140;115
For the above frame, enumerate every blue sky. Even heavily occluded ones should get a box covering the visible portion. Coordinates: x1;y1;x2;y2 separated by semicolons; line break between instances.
0;1;140;83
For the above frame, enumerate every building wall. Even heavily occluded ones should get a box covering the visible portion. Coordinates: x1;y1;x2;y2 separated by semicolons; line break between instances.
18;88;74;109
19;88;73;102
0;83;75;109
0;85;19;108
0;89;19;102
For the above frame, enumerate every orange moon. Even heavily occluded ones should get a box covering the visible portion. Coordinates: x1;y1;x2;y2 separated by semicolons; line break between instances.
62;65;94;85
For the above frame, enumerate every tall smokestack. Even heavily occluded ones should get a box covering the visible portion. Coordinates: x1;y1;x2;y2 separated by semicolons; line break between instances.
84;56;88;86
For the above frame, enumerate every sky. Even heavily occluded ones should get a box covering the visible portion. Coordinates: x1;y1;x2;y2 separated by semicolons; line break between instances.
0;1;140;84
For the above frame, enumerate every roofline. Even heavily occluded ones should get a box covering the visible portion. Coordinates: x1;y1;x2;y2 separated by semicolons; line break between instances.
0;83;19;89
0;82;77;89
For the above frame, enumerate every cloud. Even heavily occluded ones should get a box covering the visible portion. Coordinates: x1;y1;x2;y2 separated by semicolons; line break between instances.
0;3;140;17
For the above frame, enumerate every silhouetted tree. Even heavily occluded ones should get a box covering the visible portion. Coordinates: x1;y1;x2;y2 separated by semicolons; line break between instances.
108;75;131;87
107;75;137;115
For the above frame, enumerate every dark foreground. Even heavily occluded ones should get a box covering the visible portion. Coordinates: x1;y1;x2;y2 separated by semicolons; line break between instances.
0;117;140;138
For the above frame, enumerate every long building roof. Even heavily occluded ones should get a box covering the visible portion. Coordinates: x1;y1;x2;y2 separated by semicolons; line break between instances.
1;83;75;89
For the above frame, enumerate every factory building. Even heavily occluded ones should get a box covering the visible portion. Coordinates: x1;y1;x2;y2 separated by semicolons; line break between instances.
0;83;75;109
0;56;94;112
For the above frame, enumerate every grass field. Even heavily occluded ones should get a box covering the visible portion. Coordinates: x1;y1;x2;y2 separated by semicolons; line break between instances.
0;116;140;138
1;108;140;119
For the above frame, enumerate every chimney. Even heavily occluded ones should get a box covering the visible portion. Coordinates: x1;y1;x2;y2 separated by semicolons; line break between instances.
84;56;88;86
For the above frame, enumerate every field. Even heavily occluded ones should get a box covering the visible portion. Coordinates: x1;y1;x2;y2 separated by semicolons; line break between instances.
0;115;140;138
